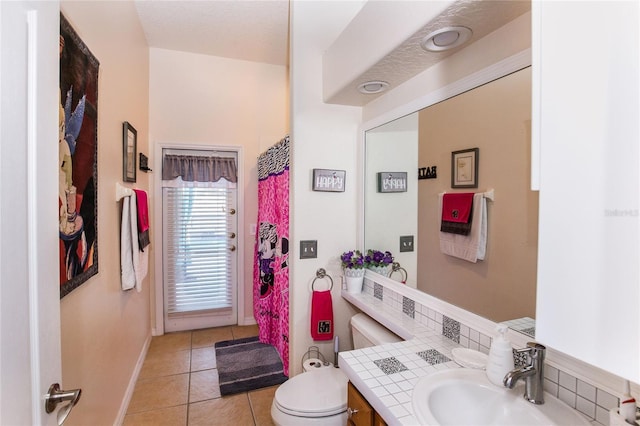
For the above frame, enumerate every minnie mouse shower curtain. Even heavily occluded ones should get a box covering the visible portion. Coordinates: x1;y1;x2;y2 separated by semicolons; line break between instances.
254;136;289;376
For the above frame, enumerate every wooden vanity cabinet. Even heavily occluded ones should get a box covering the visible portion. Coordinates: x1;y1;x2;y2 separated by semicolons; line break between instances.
347;382;387;426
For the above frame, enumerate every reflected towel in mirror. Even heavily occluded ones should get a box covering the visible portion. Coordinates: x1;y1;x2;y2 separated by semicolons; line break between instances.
439;193;487;263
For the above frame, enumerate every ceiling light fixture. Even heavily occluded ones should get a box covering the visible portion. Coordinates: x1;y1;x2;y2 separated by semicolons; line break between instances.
357;80;389;94
421;26;472;52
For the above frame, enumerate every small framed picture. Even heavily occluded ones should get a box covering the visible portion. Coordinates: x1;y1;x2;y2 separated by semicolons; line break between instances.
377;172;407;193
123;122;137;182
451;148;479;188
312;169;345;192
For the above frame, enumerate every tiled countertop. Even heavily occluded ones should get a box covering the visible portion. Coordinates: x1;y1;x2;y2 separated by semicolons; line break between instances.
339;289;462;426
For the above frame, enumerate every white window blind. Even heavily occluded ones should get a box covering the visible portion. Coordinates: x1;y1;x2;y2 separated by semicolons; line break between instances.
163;187;235;316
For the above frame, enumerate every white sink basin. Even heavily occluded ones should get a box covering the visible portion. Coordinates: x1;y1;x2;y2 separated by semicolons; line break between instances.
412;368;590;425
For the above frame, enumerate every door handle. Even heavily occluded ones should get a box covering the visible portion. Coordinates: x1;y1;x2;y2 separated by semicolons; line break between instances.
45;383;81;425
229;208;236;215
229;245;236;252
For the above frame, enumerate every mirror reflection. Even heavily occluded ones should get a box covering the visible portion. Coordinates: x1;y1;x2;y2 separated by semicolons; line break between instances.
365;67;537;331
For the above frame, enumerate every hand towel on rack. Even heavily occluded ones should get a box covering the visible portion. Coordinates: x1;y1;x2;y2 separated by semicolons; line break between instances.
439;192;487;263
134;189;150;250
133;190;150;288
441;192;474;235
310;289;333;341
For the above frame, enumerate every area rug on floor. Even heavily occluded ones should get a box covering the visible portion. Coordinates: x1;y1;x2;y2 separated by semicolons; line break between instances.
214;336;288;396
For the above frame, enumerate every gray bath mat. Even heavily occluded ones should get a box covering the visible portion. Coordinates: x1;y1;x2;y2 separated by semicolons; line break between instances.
214;336;287;396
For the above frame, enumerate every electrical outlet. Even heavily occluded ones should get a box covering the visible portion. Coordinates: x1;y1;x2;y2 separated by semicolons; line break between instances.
399;235;414;252
300;240;318;259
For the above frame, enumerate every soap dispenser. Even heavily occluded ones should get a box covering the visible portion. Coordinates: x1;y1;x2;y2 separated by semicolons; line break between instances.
486;324;515;386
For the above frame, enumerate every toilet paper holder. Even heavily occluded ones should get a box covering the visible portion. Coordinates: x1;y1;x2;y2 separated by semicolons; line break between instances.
301;345;330;371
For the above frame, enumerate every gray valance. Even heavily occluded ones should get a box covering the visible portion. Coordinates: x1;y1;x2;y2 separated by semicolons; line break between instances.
162;154;237;183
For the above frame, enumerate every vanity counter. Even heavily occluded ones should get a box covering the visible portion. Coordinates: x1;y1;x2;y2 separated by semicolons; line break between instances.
340;288;599;426
340;289;462;425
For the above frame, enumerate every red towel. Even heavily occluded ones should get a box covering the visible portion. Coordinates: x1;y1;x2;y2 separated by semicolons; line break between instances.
442;193;474;223
310;290;333;341
133;189;150;250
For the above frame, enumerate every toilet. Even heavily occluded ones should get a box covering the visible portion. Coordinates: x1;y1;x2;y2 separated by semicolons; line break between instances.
271;313;402;425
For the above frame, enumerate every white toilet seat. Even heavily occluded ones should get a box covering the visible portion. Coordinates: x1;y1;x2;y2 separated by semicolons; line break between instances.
272;367;348;423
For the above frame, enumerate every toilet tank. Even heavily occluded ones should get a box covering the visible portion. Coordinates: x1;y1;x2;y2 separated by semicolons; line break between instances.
350;313;402;349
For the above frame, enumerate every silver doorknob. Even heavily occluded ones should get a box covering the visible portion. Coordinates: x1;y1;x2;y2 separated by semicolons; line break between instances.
347;407;359;418
45;383;81;425
229;245;236;252
229;208;236;215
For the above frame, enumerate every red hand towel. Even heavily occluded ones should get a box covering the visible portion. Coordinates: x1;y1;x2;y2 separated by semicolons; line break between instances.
442;193;474;223
310;290;333;341
133;189;150;250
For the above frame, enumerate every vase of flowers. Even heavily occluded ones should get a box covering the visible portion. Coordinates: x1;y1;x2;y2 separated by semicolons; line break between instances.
341;250;365;293
365;249;394;276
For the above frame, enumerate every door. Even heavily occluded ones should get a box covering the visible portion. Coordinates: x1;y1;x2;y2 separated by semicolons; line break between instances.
1;1;65;425
162;149;239;332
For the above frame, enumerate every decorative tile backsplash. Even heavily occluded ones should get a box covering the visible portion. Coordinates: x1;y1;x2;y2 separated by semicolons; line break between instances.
361;277;620;426
442;316;461;344
374;283;383;300
402;296;415;319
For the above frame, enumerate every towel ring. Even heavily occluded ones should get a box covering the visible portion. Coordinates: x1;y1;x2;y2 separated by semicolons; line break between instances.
388;262;408;284
311;268;333;292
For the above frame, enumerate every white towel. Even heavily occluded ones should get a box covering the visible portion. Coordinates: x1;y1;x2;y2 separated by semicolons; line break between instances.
439;192;487;263
120;195;142;291
120;196;136;290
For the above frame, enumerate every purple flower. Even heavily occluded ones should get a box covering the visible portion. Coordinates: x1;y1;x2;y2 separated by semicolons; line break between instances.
365;249;394;267
341;249;364;269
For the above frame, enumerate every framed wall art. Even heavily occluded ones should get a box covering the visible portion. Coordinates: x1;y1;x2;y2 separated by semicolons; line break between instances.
123;121;137;182
312;169;345;192
377;172;407;193
59;13;100;298
451;148;479;188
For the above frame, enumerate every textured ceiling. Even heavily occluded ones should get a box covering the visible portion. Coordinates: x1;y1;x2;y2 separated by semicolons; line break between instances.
326;0;531;105
134;0;531;106
134;0;290;66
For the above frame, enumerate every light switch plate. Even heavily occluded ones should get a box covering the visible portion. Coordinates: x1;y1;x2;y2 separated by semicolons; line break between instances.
300;240;318;259
400;235;414;252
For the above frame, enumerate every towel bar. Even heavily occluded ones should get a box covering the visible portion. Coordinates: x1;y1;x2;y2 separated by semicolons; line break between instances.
439;187;494;201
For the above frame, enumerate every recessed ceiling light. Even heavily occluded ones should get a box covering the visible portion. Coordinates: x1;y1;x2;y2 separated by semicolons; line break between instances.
357;80;389;94
421;26;472;52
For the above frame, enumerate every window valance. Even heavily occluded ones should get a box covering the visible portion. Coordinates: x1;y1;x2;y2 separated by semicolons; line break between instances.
162;154;237;183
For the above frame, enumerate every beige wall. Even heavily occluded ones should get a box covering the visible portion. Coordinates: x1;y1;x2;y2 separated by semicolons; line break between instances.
417;67;537;322
148;48;289;326
59;2;151;424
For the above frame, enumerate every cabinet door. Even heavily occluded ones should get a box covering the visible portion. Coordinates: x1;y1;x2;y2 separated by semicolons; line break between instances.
535;0;639;383
347;382;374;426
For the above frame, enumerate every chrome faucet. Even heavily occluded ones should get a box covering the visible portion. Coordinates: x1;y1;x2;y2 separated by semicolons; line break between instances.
503;342;546;404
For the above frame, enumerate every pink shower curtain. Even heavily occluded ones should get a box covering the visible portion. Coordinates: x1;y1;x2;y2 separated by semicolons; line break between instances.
254;136;290;376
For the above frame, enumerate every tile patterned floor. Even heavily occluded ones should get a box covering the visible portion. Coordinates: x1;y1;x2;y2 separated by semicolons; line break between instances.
123;324;277;426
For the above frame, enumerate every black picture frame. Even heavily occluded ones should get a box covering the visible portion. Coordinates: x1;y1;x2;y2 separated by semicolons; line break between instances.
451;148;479;188
123;121;137;182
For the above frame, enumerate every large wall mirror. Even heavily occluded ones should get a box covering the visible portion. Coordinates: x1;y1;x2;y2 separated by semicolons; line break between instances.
364;67;538;332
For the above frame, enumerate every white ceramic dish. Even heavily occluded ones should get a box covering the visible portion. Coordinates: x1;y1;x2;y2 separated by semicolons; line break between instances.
451;347;488;369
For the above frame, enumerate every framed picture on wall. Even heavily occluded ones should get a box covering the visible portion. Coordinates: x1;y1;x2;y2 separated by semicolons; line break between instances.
123;121;137;183
451;148;479;188
59;13;100;298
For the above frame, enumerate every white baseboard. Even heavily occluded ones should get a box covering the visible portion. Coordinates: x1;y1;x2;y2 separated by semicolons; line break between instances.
240;316;257;326
115;334;152;425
